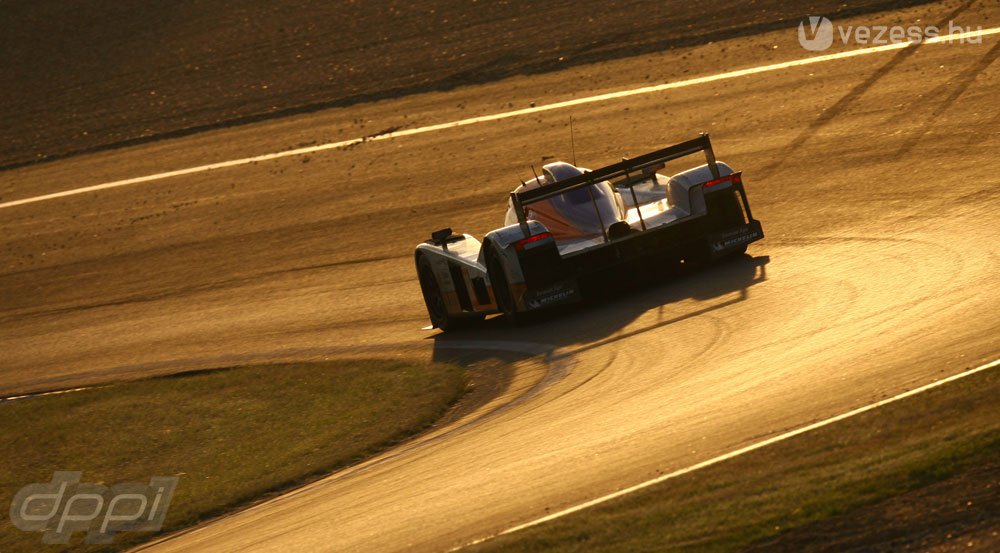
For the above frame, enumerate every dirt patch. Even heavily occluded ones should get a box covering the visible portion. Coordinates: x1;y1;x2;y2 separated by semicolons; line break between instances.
0;0;934;168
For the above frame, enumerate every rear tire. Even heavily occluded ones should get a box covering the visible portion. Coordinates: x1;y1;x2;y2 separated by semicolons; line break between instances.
485;249;523;326
718;244;748;261
691;243;747;267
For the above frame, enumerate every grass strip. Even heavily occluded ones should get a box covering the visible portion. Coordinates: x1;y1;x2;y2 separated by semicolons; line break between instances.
474;366;999;552
0;359;466;552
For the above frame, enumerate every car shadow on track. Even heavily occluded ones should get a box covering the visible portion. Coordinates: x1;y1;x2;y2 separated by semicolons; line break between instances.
430;253;769;365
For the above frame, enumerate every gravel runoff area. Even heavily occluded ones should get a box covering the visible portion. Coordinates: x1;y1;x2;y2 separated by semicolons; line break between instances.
0;0;936;168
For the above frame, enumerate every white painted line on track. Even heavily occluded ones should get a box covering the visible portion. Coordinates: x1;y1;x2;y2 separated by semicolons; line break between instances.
0;385;108;403
456;357;1000;550
2;26;999;211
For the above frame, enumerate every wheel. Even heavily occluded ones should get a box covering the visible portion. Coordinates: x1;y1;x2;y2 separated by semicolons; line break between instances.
485;249;523;326
417;256;448;328
417;256;482;331
690;239;749;267
717;244;748;261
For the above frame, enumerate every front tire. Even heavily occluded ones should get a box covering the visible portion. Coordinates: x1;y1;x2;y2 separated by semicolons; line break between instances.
417;255;481;332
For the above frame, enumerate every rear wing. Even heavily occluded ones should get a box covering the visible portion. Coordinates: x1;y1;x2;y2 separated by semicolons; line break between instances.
510;134;725;238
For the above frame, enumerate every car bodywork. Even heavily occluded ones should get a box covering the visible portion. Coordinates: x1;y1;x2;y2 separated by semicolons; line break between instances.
414;134;763;330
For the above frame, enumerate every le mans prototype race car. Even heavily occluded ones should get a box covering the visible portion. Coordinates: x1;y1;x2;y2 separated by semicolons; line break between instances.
415;134;763;331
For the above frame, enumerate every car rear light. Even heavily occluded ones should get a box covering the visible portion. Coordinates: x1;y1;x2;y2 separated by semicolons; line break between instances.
704;173;742;188
514;232;553;250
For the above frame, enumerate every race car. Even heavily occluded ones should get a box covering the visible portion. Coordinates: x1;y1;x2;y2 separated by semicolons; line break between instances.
414;134;763;331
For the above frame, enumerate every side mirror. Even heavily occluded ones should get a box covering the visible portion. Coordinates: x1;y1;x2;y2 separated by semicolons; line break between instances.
431;228;453;243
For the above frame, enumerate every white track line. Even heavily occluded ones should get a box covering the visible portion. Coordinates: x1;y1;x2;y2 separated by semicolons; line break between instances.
2;26;998;211
0;385;104;403
457;357;1000;549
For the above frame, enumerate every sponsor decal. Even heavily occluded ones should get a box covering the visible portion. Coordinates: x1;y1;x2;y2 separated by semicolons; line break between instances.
711;227;762;252
526;283;577;309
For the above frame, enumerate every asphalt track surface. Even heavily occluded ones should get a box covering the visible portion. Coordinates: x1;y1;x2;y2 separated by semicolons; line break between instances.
1;2;999;551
